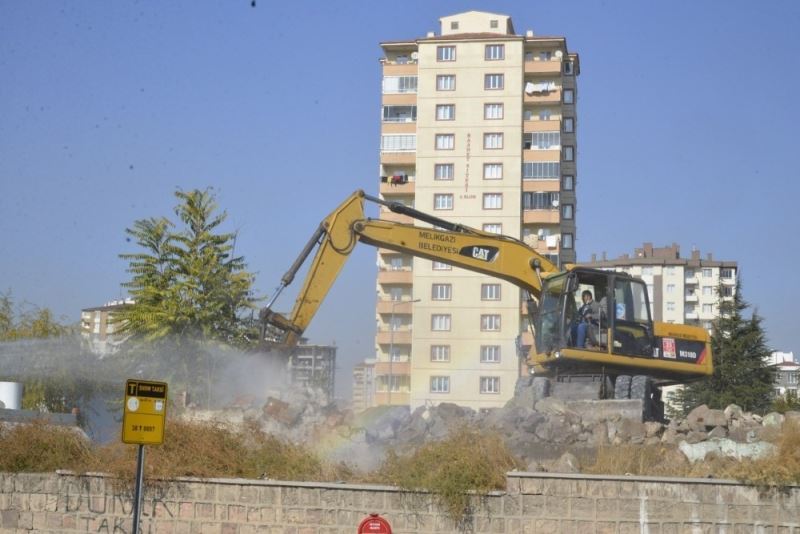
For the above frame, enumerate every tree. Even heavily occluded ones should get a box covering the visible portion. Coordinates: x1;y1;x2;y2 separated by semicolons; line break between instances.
672;280;774;415
117;188;256;346
0;292;69;341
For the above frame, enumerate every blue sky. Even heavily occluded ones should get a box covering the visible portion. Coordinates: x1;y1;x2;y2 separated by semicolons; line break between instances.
1;1;798;397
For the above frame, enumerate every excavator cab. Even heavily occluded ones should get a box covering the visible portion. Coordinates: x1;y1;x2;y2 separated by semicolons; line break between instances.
532;267;655;361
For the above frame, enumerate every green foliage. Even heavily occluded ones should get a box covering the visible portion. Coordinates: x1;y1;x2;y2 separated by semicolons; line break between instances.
0;292;69;341
673;280;774;416
117;189;256;347
772;390;800;414
376;426;523;524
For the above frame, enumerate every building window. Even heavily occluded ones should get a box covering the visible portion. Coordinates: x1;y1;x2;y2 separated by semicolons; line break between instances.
480;376;500;394
490;19;499;28
436;75;456;91
436;104;455;121
432;261;452;271
539;51;552;61
523;192;559;210
563;146;575;161
703;304;713;314
437;46;456;62
484;103;503;120
523;161;560;179
666;301;675;312
483;163;503;180
562;204;574;220
485;44;505;60
389;287;403;301
381;135;417;152
481;314;501;331
702;268;713;278
686;269;695;278
721;268;734;278
480;345;501;363
382;76;418;94
563;117;574;133
667;284;676;294
389;256;404;271
562;175;574;191
431;314;451;331
484;133;503;149
483;223;502;234
435;134;455;150
432;283;452;301
641;266;653;276
481;284;501;300
434;193;453;210
524;132;561;150
430;376;450;393
484;74;504;90
564;60;574;75
562;233;574;249
665;266;676;276
563;88;574;104
450;21;459;30
431;345;450;362
435;163;454;181
722;286;734;297
482;193;502;210
702;286;713;296
383;105;417;123
539;109;552;121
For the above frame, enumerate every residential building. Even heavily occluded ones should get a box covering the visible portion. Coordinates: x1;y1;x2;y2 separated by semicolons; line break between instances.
80;299;133;356
581;243;737;332
352;358;376;412
289;343;336;403
767;351;798;398
377;11;579;409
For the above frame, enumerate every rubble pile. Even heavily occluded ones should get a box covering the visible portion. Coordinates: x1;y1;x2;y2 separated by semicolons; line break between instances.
184;386;800;473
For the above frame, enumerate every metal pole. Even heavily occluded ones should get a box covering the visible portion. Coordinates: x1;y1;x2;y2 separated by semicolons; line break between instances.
132;444;145;534
388;300;396;406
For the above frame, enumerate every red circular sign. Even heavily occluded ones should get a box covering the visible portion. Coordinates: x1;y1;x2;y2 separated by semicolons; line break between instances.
357;513;392;534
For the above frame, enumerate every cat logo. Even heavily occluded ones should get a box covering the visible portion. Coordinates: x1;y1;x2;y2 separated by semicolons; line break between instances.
459;245;499;263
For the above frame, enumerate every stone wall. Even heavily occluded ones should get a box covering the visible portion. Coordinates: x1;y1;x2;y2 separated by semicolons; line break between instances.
0;470;798;533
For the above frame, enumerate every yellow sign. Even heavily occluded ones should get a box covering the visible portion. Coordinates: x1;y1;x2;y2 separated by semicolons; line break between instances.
122;379;168;445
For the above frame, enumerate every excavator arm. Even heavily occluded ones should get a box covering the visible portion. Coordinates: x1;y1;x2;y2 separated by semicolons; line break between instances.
260;189;559;348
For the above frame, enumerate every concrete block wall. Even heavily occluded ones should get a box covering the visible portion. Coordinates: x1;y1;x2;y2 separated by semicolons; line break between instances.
0;471;798;533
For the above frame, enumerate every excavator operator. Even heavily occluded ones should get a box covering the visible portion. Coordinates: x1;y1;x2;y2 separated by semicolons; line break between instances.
572;290;599;348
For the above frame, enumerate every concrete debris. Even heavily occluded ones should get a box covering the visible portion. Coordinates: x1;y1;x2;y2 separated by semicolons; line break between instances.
180;381;795;472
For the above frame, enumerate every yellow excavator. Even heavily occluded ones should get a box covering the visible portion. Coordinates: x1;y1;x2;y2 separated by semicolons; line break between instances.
260;190;712;420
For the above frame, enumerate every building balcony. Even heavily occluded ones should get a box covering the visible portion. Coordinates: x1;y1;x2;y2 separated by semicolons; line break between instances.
381;122;416;134
519;331;534;348
524;89;561;105
377;268;412;284
379;179;415;195
523;209;560;225
382;93;417;106
524;60;563;75
685;294;698;302
722;277;736;285
379;210;414;225
522;179;560;192
374;391;410;406
382;62;418;76
524;119;561;132
376;328;412;345
685;312;699;320
375;361;411;376
376;299;417;314
380;152;416;166
685;276;699;285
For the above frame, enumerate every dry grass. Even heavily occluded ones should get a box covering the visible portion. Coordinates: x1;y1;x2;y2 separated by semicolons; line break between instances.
374;426;524;524
725;421;800;487
0;420;94;473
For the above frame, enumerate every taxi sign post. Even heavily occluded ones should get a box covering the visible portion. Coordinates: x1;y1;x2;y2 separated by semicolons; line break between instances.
123;379;168;534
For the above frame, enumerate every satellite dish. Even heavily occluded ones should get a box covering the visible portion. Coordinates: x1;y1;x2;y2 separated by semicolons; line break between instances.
411;52;419;60
555;50;564;58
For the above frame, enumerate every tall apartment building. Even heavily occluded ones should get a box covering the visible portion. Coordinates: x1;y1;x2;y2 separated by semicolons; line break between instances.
581;243;738;331
375;11;579;409
80;299;133;356
289;343;336;403
351;358;376;412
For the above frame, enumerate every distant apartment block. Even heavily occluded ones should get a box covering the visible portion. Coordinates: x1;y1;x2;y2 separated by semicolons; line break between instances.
376;10;580;410
352;359;376;412
581;243;737;332
80;299;133;356
768;351;798;398
289;344;336;403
